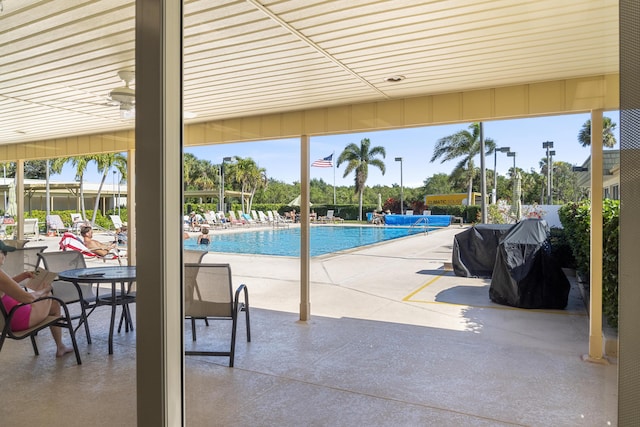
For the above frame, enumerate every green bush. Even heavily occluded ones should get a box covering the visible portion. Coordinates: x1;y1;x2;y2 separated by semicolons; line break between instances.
558;199;619;328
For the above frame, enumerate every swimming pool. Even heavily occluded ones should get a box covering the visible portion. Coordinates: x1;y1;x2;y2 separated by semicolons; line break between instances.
184;225;434;257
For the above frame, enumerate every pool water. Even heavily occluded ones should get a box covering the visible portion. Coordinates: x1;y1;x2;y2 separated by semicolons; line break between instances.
184;225;433;257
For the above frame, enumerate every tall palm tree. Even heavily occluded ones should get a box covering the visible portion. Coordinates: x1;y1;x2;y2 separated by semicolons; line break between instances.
51;156;93;220
577;116;617;147
88;153;128;225
430;122;495;205
337;138;386;220
227;157;267;213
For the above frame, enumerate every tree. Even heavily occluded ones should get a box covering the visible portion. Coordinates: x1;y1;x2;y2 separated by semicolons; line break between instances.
337;138;386;220
226;156;267;213
50;156;93;220
422;173;453;195
87;153;128;225
577;116;617;147
431;122;495;204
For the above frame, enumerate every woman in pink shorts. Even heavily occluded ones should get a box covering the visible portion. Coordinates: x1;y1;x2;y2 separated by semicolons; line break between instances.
0;241;73;357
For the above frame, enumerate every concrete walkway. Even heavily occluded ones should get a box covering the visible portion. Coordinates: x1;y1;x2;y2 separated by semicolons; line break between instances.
2;226;618;426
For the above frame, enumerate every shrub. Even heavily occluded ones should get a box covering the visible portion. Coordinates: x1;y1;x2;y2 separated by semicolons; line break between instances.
558;199;619;328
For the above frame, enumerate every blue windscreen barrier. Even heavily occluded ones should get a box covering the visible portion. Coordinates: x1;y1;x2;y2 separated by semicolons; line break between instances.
383;214;452;227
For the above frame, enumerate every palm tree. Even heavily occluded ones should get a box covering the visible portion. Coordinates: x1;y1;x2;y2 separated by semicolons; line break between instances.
337;138;386;220
430;122;495;205
51;156;93;220
227;157;267;213
87;153;128;225
577;116;617;147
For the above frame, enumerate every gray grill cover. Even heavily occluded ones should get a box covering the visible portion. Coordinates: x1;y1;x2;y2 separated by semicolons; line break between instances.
489;219;570;309
452;224;514;278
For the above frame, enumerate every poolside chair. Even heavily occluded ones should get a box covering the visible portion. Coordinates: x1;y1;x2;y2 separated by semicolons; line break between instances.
37;251;96;343
0;293;82;365
227;211;245;226
110;214;125;230
23;218;40;239
59;232;122;265
70;213;84;233
321;210;343;223
184;263;250;367
46;214;69;236
258;210;270;224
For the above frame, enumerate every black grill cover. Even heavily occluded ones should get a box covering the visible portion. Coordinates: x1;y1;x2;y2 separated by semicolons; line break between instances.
489;219;570;309
452;224;514;278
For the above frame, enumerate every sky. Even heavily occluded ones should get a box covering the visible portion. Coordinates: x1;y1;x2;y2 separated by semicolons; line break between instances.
55;111;619;189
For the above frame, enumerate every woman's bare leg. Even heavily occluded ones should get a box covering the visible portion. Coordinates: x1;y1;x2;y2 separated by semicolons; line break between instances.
29;298;73;357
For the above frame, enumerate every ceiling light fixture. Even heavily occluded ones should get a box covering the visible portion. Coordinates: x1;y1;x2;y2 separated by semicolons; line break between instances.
385;75;406;82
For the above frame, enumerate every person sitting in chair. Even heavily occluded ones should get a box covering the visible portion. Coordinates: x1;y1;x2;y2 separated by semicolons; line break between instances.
0;241;74;357
80;225;118;257
197;227;210;245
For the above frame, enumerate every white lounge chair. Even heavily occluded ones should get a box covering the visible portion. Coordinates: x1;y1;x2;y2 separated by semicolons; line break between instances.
23;218;39;239
46;214;69;236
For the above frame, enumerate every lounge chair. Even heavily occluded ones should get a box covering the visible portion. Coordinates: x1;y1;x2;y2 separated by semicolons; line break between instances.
227;211;245;226
46;214;70;236
23;218;40;239
258;210;270;224
184;263;250;367
320;210;343;223
59;232;122;265
70;213;84;233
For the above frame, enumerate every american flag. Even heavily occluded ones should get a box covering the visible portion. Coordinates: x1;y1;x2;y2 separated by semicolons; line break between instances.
311;153;333;168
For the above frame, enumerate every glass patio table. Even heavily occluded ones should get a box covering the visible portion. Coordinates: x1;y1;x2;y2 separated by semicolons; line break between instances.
58;266;136;355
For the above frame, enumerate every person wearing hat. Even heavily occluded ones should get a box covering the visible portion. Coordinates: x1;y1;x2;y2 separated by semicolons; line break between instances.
0;241;74;357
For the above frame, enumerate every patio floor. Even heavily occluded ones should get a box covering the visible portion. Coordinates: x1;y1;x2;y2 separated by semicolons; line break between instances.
0;226;617;426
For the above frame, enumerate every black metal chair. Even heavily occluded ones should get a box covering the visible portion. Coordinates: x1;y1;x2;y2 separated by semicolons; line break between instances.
0;294;82;365
184;263;250;367
37;251;96;343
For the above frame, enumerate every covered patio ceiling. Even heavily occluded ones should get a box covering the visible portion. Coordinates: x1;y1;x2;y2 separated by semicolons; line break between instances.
0;0;619;152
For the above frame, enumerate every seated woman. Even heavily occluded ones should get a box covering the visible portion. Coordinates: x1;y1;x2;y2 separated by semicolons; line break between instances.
0;241;74;357
197;227;210;245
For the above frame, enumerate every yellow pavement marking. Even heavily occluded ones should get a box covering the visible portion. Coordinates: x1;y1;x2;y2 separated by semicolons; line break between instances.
403;270;587;316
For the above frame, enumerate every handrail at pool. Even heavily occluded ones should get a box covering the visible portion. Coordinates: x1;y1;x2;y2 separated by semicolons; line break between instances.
409;217;430;234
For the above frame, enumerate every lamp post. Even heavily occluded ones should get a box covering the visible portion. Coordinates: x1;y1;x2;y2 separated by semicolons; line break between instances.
507;151;516;173
492;146;511;204
117;171;121;216
395;157;403;214
542;141;554;204
112;170;117;213
221;157;232;212
549;150;555;204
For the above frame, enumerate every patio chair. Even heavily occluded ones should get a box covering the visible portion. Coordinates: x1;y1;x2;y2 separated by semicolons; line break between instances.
46;214;70;236
70;213;84;233
23;218;40;239
59;232;123;265
110;215;124;230
37;251;96;343
227;211;245;226
0;294;82;365
184;263;250;367
3;246;48;280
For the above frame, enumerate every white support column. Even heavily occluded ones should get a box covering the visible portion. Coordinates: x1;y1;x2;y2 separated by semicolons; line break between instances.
128;148;136;266
300;135;311;321
16;160;24;239
585;109;606;363
136;0;184;425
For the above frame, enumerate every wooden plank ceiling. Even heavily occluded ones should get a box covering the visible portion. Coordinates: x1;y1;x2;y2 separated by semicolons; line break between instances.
0;0;618;146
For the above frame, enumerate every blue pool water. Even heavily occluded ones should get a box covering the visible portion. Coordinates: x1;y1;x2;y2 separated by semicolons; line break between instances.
184;225;434;257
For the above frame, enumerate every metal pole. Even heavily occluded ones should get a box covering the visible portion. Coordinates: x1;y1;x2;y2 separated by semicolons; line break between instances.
549;150;555;205
395;157;403;214
113;170;117;213
118;172;121;216
493;150;498;204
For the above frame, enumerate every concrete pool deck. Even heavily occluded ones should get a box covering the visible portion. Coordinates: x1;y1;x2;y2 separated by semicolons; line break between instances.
2;225;618;426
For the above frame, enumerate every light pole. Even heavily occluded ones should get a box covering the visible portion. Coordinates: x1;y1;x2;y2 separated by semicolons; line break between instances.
221;157;232;213
542;141;554;204
492;146;510;204
112;170;117;213
507;151;516;174
117;171;121;216
549;150;555;204
395;157;403;214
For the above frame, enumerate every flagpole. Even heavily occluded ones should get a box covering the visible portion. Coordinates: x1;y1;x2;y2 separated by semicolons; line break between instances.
333;151;336;206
